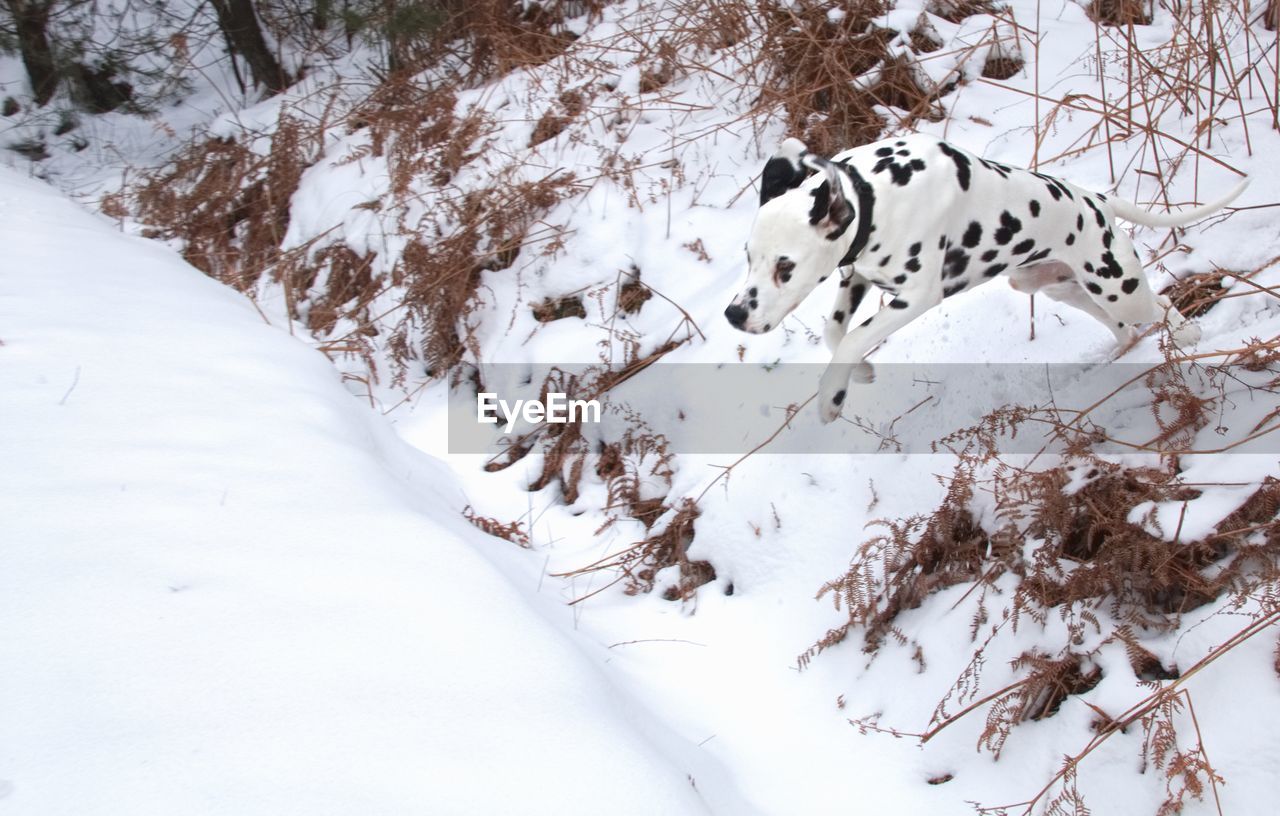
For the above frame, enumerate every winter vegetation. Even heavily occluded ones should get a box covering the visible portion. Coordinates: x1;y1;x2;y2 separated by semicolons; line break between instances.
3;0;1280;813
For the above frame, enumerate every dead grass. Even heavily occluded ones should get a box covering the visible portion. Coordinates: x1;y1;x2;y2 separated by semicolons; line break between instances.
532;294;588;322
804;332;1280;814
133;115;314;291
1090;0;1153;27
754;0;893;153
463;504;532;547
303;244;381;334
1162;269;1230;319
380;0;603;80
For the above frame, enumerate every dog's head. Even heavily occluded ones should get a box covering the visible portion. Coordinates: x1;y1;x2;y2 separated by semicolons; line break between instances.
724;138;861;334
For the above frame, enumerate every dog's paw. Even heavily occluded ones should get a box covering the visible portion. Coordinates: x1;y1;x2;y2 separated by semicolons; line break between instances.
818;366;850;424
819;390;846;424
850;362;875;384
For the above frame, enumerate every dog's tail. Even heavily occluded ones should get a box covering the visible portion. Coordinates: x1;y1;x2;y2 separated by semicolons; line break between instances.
1107;178;1250;228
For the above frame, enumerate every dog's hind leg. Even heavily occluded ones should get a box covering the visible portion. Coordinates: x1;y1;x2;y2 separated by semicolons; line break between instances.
1038;279;1136;346
1081;230;1200;350
819;288;941;423
825;268;871;353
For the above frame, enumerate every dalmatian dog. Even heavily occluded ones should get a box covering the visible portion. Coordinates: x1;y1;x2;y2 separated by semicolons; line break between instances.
723;135;1249;423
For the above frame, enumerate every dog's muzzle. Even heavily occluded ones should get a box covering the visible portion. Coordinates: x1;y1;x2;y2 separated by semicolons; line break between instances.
724;303;748;329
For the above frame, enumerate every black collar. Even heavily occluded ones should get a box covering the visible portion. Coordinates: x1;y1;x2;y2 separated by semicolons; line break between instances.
836;162;875;267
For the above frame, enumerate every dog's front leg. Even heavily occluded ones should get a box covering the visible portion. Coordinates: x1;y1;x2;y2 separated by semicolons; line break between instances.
824;269;871;353
819;292;939;424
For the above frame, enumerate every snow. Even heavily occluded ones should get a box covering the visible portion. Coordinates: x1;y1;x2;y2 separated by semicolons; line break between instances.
0;169;711;815
5;0;1280;813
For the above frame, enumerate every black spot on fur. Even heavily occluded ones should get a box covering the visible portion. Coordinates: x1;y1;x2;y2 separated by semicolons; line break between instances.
943;282;968;297
1034;172;1074;201
962;221;982;248
1013;238;1036;255
849;284;866;312
981;249;999;262
1021;248;1052;266
1029;200;1041;217
984;263;1007;277
1102;230;1113;248
879;255;892;267
896;149;910;157
860;316;873;327
938;235;948;250
1121;277;1140;294
875;146;893;157
994;211;1022;245
833;389;846;405
869;243;880;253
1065;233;1076;246
943;248;970;278
905;257;921;273
833;310;845;323
980;158;1010;179
749;299;758;309
889;298;909;309
1107;294;1118;302
893;274;907;284
748;287;757;297
1086;281;1102;295
936;142;972;191
1076;213;1084;231
1084;197;1107;228
1097;251;1124;279
873;156;927;186
909;242;922;257
839;277;851;288
1084;262;1094;273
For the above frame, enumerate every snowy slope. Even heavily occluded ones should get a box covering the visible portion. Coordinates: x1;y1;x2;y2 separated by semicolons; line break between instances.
375;2;1280;814
5;0;1280;813
0;168;716;815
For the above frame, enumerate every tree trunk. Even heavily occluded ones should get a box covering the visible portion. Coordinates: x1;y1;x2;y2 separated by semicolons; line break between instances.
209;0;290;94
6;0;59;106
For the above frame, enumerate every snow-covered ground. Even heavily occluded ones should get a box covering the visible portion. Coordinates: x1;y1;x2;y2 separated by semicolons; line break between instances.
5;0;1280;813
0;168;725;815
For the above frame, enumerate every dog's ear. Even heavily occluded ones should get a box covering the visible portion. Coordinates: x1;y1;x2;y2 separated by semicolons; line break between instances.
803;160;853;235
759;138;811;205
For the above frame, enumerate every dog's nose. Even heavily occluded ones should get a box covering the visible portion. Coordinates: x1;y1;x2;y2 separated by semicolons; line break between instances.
724;303;748;329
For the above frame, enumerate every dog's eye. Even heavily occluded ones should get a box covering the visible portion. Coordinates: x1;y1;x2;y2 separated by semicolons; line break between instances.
773;258;796;285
